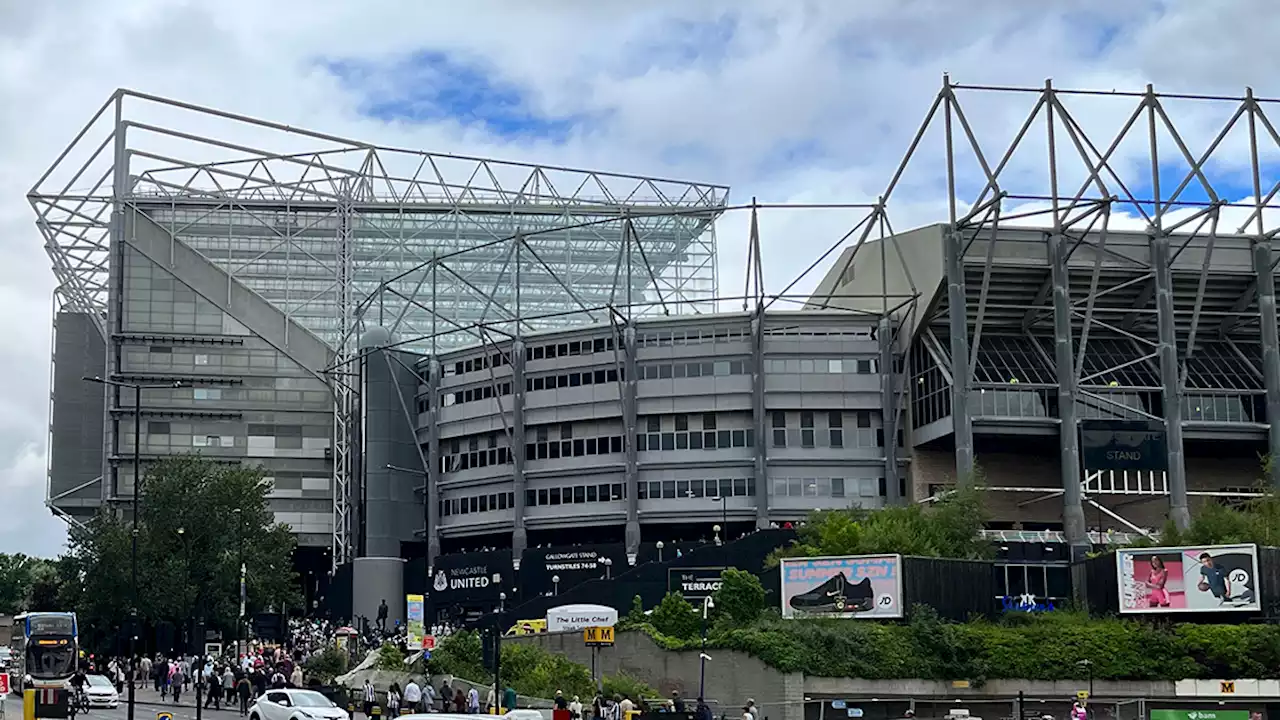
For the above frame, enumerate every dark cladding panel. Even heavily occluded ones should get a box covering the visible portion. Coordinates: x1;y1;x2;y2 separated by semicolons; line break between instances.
1080;420;1168;472
50;312;106;513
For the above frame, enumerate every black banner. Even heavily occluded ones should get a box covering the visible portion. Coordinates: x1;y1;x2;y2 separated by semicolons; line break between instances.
519;544;628;598
668;567;725;601
430;549;512;604
1080;420;1168;471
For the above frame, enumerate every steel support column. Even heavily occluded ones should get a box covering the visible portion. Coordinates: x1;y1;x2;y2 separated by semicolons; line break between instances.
1047;232;1089;558
511;340;528;558
944;227;975;482
751;313;770;524
425;357;441;567
622;324;640;558
1253;238;1280;486
1151;232;1191;530
878;316;901;504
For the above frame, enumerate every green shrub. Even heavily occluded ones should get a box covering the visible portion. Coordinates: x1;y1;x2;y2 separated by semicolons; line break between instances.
374;641;406;670
620;607;1280;682
603;673;654;701
427;631;488;682
649;591;702;641
770;483;992;564
713;568;766;629
304;647;349;684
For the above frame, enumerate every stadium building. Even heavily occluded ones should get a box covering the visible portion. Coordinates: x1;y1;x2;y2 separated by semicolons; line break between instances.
34;81;1280;620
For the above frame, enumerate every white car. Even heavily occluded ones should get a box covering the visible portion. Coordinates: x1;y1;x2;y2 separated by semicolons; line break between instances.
84;675;119;708
250;689;350;720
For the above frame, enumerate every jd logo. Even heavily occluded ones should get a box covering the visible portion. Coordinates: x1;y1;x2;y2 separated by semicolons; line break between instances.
433;571;448;592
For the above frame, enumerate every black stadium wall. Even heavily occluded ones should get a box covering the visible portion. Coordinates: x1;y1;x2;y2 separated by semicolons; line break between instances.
326;539;1280;628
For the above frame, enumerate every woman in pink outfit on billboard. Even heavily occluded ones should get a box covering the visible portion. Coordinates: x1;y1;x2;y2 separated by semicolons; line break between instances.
1145;555;1170;608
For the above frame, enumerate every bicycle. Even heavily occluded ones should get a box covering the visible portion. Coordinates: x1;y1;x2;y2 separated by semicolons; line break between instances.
69;687;90;719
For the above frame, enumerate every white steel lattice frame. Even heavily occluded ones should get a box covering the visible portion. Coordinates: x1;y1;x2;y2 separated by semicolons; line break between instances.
872;76;1280;547
32;90;929;569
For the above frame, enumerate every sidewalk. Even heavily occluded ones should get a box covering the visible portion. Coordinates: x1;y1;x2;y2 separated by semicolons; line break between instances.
130;690;242;713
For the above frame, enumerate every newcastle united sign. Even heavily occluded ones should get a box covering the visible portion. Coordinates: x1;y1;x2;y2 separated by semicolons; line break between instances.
669;567;725;601
433;565;493;593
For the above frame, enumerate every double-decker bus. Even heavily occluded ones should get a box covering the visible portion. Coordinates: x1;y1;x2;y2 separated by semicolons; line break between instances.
10;612;78;691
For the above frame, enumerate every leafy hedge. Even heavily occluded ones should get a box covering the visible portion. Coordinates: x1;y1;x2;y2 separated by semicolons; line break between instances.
428;631;656;700
622;605;1280;682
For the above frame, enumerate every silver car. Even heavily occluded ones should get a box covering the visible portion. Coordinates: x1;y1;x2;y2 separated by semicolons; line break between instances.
85;675;120;708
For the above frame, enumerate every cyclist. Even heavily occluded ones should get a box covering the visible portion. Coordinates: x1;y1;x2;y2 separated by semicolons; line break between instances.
69;668;90;717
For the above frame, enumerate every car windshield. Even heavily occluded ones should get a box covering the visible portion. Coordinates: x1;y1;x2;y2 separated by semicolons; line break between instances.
87;675;113;688
28;645;75;679
291;692;335;708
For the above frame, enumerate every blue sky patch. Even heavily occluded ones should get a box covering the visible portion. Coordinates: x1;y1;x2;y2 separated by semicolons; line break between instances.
324;51;588;142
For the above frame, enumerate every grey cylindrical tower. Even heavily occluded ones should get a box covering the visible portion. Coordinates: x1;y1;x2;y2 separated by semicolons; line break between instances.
359;327;424;558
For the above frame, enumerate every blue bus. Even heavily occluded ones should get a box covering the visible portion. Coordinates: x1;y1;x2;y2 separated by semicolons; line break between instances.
10;612;78;691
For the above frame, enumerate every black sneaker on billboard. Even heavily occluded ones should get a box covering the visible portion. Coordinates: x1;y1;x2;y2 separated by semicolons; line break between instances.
789;574;875;613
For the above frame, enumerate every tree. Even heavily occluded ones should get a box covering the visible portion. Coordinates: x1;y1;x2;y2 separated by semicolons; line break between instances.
62;454;301;639
771;481;992;562
713;568;766;628
0;554;60;614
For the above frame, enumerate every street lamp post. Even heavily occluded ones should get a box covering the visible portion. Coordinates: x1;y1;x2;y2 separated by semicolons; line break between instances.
234;508;245;658
711;495;727;535
83;376;182;720
552;575;560;596
698;596;715;699
494;592;506;713
656;541;664;562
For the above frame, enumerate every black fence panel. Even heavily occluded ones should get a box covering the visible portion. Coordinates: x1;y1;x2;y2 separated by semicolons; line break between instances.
1082;552;1119;615
902;556;996;621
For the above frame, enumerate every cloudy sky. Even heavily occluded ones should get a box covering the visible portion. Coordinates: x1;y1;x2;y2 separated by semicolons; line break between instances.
1;0;1277;556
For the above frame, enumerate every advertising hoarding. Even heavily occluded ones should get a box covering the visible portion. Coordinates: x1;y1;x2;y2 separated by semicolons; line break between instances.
1117;543;1260;614
1150;711;1255;720
406;594;425;648
779;554;903;619
668;567;725;601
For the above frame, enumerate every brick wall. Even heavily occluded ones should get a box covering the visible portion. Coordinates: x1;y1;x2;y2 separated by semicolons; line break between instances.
507;630;795;718
909;445;1265;531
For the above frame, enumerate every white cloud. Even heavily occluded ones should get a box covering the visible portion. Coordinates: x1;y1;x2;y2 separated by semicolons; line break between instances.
3;0;1278;554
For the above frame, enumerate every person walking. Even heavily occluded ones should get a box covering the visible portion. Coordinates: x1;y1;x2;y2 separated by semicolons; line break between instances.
205;670;222;710
223;666;236;705
377;600;389;632
387;683;402;717
237;675;253;717
452;688;466;713
404;679;422;714
467;686;480;714
363;679;377;718
171;665;185;705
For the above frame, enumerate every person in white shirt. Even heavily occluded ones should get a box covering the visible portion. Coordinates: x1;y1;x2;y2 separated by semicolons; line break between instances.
423;682;437;711
404;680;422;713
467;687;480;714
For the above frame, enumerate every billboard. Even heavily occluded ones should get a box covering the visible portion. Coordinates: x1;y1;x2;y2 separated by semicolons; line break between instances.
668;567;725;601
406;594;425;647
1117;543;1260;614
780;555;903;619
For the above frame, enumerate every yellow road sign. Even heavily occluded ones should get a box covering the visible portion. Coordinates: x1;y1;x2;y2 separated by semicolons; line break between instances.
583;626;615;646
